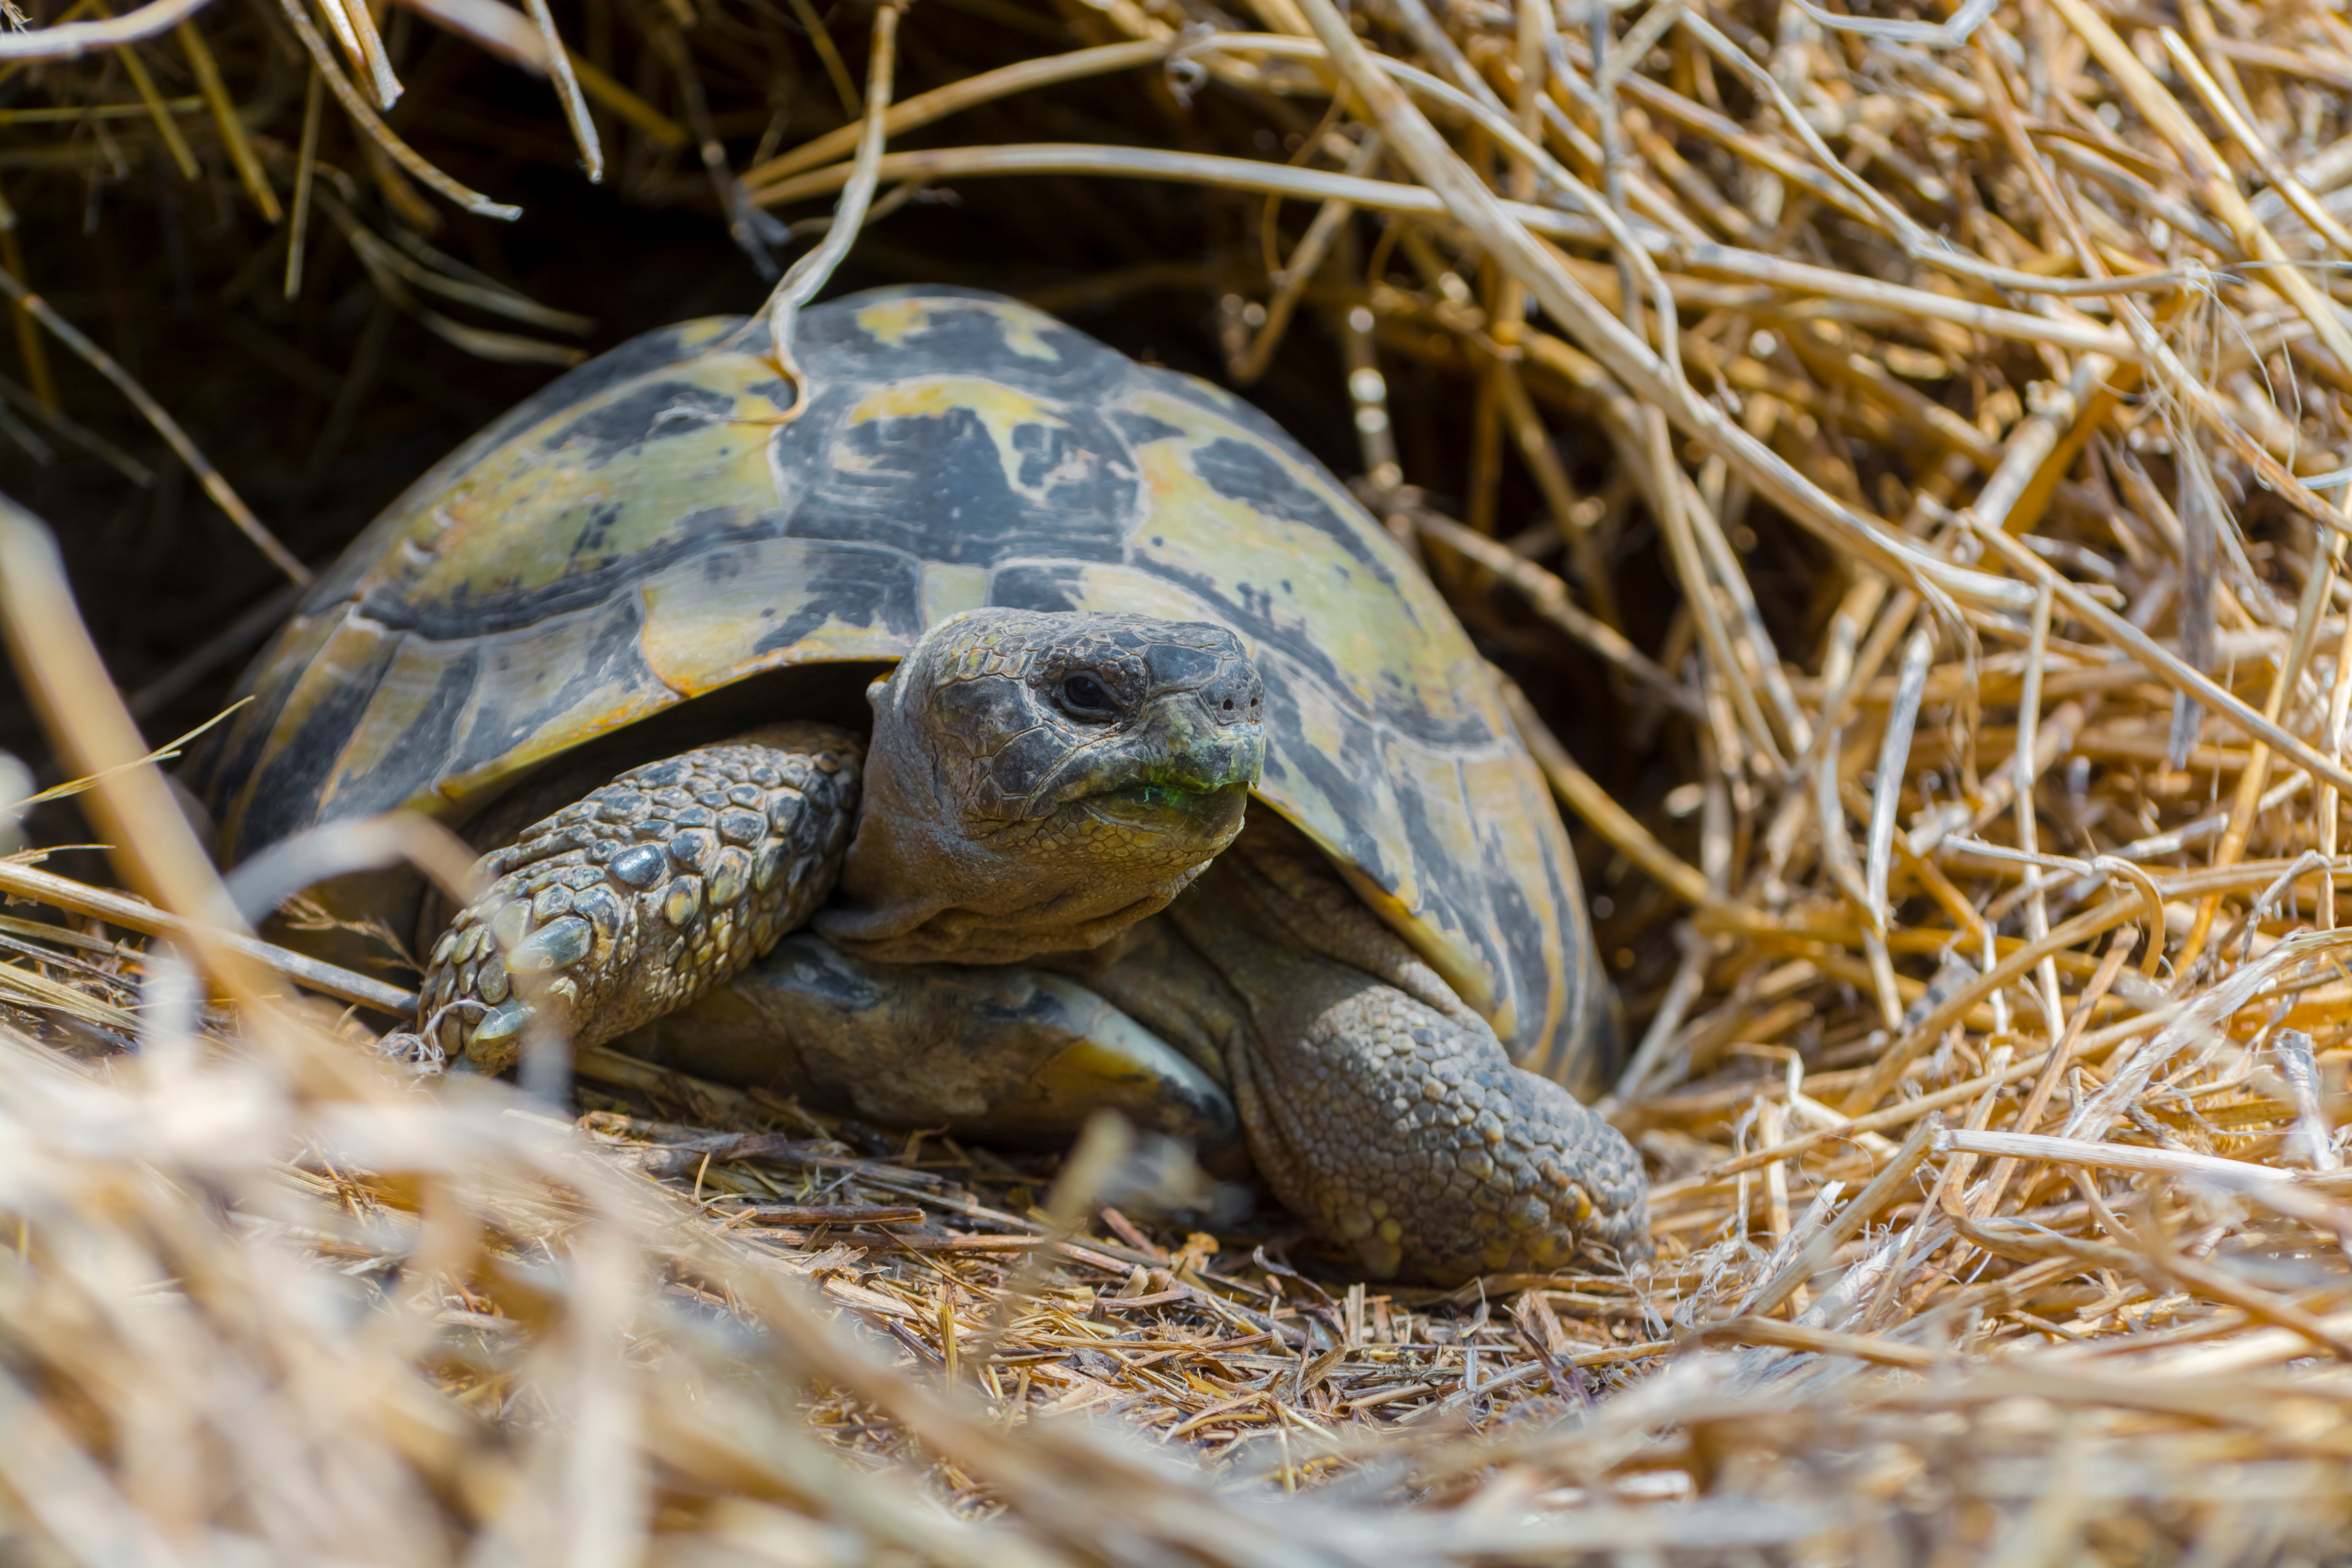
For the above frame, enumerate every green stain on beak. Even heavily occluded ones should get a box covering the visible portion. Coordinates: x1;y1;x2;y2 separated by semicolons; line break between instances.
1087;711;1264;823
1125;782;1203;813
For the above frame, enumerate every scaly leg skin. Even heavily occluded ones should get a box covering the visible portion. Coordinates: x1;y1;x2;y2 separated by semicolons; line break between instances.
1153;820;1650;1283
404;722;862;1075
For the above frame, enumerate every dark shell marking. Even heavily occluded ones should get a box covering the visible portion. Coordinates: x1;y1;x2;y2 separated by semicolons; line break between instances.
192;289;1608;1091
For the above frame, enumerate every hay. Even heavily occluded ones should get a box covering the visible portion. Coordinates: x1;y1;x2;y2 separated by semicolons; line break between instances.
5;0;2352;1557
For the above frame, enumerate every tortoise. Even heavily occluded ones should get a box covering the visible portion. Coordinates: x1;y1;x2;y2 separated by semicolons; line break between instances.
191;287;1648;1283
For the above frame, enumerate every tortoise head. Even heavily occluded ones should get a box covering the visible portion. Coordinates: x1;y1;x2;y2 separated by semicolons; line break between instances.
815;608;1266;965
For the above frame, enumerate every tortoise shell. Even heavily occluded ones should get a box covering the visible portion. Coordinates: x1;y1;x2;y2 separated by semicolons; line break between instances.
192;288;1614;1090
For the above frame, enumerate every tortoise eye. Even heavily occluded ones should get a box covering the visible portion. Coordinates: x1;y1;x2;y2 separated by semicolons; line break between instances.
1058;673;1118;720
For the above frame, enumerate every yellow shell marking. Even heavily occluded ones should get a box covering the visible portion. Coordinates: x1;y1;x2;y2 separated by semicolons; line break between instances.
363;352;792;608
851;297;1061;360
635;538;911;696
857;297;933;348
980;300;1063;361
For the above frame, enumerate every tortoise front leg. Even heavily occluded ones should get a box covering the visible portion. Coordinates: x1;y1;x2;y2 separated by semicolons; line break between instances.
408;722;862;1074
1143;824;1652;1283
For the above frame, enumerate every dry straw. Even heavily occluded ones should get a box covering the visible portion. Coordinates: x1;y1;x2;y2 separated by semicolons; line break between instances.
5;0;2352;1559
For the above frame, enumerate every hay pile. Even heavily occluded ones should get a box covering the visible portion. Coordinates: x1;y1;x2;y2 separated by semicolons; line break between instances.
4;0;2352;1557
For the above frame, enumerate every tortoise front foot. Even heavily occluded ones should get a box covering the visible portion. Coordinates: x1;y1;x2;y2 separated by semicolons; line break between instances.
407;724;862;1074
1158;828;1650;1284
1234;982;1650;1282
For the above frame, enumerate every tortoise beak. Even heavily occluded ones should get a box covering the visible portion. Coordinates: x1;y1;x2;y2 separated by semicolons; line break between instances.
1071;686;1263;833
1080;777;1252;839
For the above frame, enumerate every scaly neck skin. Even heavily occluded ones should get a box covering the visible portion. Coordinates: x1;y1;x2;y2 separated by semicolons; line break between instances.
813;608;1265;966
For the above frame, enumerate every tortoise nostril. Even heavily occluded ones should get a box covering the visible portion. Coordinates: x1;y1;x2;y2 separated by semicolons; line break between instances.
1223;699;1233;711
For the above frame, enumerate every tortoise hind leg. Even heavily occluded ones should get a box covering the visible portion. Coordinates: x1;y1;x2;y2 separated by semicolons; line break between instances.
619;932;1244;1167
406;722;862;1074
